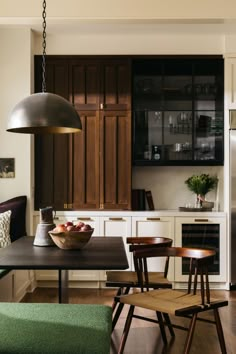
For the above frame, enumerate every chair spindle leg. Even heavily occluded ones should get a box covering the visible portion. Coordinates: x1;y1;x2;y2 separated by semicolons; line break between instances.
112;287;131;331
184;313;198;354
163;313;175;337
214;308;227;354
156;311;167;344
118;305;135;354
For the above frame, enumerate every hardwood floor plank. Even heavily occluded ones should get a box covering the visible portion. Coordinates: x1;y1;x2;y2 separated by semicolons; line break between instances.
22;288;235;353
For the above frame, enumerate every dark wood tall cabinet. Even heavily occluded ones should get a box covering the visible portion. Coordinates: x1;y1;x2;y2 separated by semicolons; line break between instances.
34;56;132;211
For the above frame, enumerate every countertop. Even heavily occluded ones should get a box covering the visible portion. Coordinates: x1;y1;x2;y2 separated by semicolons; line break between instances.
33;210;227;217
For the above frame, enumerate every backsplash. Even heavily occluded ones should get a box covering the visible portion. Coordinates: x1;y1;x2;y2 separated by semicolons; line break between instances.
132;166;224;211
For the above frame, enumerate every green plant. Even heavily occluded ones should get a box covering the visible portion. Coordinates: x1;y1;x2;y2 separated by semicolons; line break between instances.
185;174;218;197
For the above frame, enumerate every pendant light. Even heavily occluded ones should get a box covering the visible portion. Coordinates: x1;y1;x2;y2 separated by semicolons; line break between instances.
7;0;82;134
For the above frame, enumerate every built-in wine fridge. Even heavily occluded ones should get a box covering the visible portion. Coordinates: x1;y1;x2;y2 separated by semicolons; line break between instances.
175;217;226;285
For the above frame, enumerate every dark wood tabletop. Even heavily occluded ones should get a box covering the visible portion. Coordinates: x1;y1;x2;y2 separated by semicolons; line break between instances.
0;236;129;270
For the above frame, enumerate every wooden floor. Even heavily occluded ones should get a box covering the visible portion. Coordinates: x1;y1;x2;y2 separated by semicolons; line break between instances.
22;288;235;354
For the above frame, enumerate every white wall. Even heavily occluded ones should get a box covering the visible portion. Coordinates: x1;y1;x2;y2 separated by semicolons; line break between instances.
0;0;236;20
0;28;33;229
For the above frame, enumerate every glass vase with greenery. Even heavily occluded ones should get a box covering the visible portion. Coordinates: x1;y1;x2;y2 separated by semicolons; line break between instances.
185;174;218;206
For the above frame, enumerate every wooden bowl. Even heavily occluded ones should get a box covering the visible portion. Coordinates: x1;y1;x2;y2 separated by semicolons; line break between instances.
48;229;94;250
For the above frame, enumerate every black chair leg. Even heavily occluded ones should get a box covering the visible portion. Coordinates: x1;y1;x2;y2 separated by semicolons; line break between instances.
156;311;167;344
112;302;125;331
112;287;131;331
118;305;135;354
214;308;227;354
111;287;123;313
163;313;175;337
184;313;197;354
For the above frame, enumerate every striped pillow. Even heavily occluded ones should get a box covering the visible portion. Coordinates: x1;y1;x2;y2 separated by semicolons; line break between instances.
0;210;11;248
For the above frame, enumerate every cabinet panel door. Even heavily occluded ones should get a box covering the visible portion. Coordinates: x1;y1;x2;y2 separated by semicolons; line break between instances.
99;111;131;210
132;216;174;280
100;59;131;110
70;112;100;210
35;134;70;210
34;59;70;210
70;60;100;111
100;216;132;270
53;135;70;210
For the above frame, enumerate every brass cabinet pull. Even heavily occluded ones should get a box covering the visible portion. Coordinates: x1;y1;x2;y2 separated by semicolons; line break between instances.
146;217;161;221
63;203;73;209
194;219;209;222
77;217;92;221
109;217;124;221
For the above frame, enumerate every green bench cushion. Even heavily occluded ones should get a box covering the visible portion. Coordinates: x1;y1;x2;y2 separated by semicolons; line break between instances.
0;303;112;354
0;269;11;279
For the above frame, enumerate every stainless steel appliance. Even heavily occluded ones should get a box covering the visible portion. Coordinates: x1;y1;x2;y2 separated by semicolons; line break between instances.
229;111;236;287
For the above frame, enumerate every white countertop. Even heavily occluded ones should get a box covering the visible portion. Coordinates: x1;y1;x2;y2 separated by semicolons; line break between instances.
33;210;227;217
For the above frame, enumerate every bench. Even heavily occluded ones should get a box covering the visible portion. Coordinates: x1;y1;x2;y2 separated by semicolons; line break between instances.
0;269;11;278
0;303;112;354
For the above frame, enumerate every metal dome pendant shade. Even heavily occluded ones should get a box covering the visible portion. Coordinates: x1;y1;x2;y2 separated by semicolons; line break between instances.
7;92;82;133
7;0;82;134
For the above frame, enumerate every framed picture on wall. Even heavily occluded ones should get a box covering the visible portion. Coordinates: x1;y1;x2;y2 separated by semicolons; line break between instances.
0;158;15;178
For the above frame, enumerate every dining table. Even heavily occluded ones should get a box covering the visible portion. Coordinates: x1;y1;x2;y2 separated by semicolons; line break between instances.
0;236;129;303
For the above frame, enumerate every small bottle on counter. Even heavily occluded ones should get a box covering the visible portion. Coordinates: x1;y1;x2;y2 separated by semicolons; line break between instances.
152;145;161;160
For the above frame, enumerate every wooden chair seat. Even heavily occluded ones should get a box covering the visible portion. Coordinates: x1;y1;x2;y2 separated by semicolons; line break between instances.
116;247;228;354
106;237;173;331
119;288;228;316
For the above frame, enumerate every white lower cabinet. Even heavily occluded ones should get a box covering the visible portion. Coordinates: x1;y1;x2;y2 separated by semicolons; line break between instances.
14;270;32;302
69;215;100;285
174;216;227;288
99;216;132;283
131;216;175;281
34;214;101;287
0;270;32;302
31;212;227;290
100;216;132;267
0;271;14;302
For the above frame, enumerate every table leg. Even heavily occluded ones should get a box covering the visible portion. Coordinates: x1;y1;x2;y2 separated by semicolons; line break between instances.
58;269;69;303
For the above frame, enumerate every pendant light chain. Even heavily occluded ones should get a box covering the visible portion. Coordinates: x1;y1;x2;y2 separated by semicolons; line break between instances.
42;0;47;93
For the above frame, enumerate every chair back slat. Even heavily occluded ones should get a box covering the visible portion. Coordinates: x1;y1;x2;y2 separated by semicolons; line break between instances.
187;258;193;294
127;237;173;279
133;246;215;303
194;266;198;294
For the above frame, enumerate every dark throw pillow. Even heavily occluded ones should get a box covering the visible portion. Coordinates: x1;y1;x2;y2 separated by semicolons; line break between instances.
0;196;27;242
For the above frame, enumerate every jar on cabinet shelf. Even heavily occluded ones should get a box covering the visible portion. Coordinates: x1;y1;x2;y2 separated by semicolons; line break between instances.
152;145;161;160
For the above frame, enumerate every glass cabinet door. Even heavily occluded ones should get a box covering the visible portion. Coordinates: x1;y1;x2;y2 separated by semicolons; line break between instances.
132;57;224;166
193;61;224;163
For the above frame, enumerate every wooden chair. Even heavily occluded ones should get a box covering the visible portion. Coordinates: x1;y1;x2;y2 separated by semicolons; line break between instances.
117;246;228;354
106;236;173;330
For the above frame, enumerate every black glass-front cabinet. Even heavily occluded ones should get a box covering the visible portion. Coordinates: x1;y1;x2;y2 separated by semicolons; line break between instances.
132;57;224;166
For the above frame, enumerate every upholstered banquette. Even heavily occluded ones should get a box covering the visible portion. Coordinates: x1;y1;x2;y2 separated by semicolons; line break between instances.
0;196;27;301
